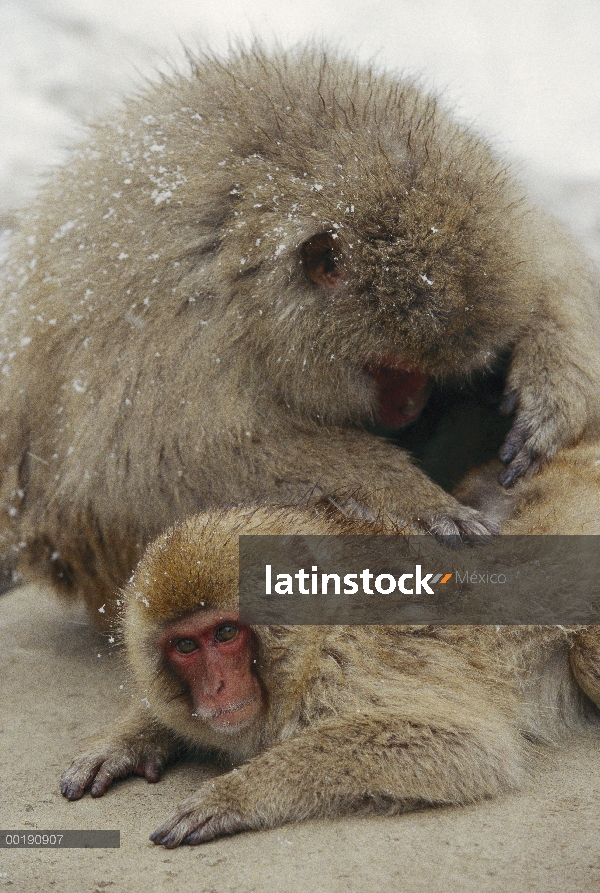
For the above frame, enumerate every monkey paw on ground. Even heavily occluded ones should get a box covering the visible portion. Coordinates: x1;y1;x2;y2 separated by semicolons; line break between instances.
150;785;250;848
60;742;167;801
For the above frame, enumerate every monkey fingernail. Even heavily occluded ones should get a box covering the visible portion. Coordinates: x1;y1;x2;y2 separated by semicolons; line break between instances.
498;439;521;465
498;451;533;488
144;764;162;783
498;465;518;488
61;782;83;801
151;831;181;849
149;825;173;844
182;834;202;846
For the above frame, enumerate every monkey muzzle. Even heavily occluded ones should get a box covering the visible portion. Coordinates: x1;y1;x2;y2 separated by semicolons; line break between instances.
192;695;261;731
365;361;432;428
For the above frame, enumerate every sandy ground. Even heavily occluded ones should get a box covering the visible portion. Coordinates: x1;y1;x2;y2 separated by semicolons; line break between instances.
1;584;600;893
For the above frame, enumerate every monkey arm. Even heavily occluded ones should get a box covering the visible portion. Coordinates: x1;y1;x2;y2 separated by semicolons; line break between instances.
499;326;600;487
499;236;600;488
150;705;525;847
60;708;183;801
266;426;498;536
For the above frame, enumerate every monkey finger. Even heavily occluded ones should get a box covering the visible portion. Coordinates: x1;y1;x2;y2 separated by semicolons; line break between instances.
498;446;542;488
152;806;247;847
455;517;501;539
142;760;164;783
61;747;144;800
428;511;499;541
151;811;206;848
499;390;519;417
182;811;247;845
61;763;103;801
498;423;528;466
131;757;164;783
90;752;148;796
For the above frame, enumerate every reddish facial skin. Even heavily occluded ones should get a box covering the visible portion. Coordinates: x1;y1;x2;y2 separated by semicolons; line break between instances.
160;610;263;731
365;361;433;428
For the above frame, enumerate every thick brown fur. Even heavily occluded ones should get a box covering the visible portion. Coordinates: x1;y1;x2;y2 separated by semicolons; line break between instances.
61;505;600;846
3;45;600;622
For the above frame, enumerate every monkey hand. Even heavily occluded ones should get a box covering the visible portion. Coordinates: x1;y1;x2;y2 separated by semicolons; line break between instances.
150;777;252;847
281;431;501;539
423;501;500;539
325;493;498;539
498;386;574;488
60;718;177;801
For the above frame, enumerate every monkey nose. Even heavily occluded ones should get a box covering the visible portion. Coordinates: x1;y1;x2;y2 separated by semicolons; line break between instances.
200;676;225;699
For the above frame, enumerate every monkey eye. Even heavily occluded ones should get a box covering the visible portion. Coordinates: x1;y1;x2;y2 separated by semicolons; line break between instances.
301;232;345;290
214;624;238;643
175;638;198;654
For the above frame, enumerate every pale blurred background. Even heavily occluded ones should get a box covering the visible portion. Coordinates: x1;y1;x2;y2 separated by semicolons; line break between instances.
1;0;599;261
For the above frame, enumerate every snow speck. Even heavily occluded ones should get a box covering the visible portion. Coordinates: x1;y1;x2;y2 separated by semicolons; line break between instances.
151;188;172;205
53;220;76;240
72;379;87;393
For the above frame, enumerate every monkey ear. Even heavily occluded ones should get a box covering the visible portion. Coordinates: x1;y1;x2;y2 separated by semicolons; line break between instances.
301;232;346;291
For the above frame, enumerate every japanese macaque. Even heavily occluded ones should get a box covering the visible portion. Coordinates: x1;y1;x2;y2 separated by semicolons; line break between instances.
61;504;600;847
3;45;600;622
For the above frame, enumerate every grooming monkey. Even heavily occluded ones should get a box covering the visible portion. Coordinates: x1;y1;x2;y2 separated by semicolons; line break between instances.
3;45;600;620
61;502;600;846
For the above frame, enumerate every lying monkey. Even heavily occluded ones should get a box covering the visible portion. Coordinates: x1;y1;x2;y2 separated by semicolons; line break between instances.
61;502;600;846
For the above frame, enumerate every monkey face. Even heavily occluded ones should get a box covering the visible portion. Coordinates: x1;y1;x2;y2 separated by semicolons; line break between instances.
158;609;264;734
222;149;526;431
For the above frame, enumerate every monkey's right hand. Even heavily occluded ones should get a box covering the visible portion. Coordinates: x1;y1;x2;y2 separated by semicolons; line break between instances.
333;493;499;539
325;493;500;543
424;502;500;539
60;719;177;801
285;431;500;539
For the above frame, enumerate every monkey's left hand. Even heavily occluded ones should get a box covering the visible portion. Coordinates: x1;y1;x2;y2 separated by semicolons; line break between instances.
498;388;553;487
150;777;251;847
498;372;589;488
